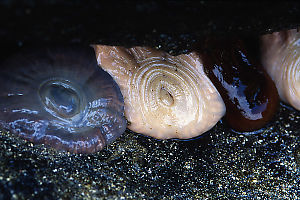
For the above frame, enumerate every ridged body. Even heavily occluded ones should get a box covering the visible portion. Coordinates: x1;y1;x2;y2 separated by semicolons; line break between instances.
94;46;225;139
261;29;300;110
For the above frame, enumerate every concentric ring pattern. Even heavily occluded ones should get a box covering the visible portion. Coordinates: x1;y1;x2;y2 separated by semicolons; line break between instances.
94;46;226;139
261;29;300;110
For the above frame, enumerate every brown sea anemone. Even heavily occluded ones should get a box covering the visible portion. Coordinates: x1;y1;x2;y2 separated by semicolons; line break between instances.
197;37;279;132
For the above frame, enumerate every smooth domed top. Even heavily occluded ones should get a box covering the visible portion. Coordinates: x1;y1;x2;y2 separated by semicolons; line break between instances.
198;37;279;132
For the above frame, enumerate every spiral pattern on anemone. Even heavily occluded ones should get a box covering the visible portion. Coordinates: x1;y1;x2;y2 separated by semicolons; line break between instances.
261;29;300;110
94;46;226;139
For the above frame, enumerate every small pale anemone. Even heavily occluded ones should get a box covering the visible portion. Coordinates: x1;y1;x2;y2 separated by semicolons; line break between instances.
0;46;126;153
94;45;226;139
261;29;300;110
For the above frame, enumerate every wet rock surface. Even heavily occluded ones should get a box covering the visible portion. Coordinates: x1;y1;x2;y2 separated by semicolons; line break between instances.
0;1;299;199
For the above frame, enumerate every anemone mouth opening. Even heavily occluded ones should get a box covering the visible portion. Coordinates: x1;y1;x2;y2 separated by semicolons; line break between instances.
159;87;174;107
38;79;87;123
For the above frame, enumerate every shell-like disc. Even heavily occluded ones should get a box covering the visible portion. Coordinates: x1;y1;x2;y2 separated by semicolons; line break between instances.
261;29;300;110
94;46;225;139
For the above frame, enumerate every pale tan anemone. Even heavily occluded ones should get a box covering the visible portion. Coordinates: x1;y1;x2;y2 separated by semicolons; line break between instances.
261;29;300;110
93;45;225;139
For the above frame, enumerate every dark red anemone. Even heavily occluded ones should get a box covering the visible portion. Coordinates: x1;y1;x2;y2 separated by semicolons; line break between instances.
197;37;279;132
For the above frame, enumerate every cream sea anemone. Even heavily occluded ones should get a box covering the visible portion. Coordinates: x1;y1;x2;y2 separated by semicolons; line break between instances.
94;45;226;139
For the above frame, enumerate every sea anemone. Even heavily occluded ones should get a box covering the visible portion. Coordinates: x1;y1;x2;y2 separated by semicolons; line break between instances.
197;37;279;132
261;28;300;111
0;46;126;153
94;45;226;139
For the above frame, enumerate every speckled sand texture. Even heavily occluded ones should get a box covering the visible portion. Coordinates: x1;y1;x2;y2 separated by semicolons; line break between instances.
0;104;299;199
